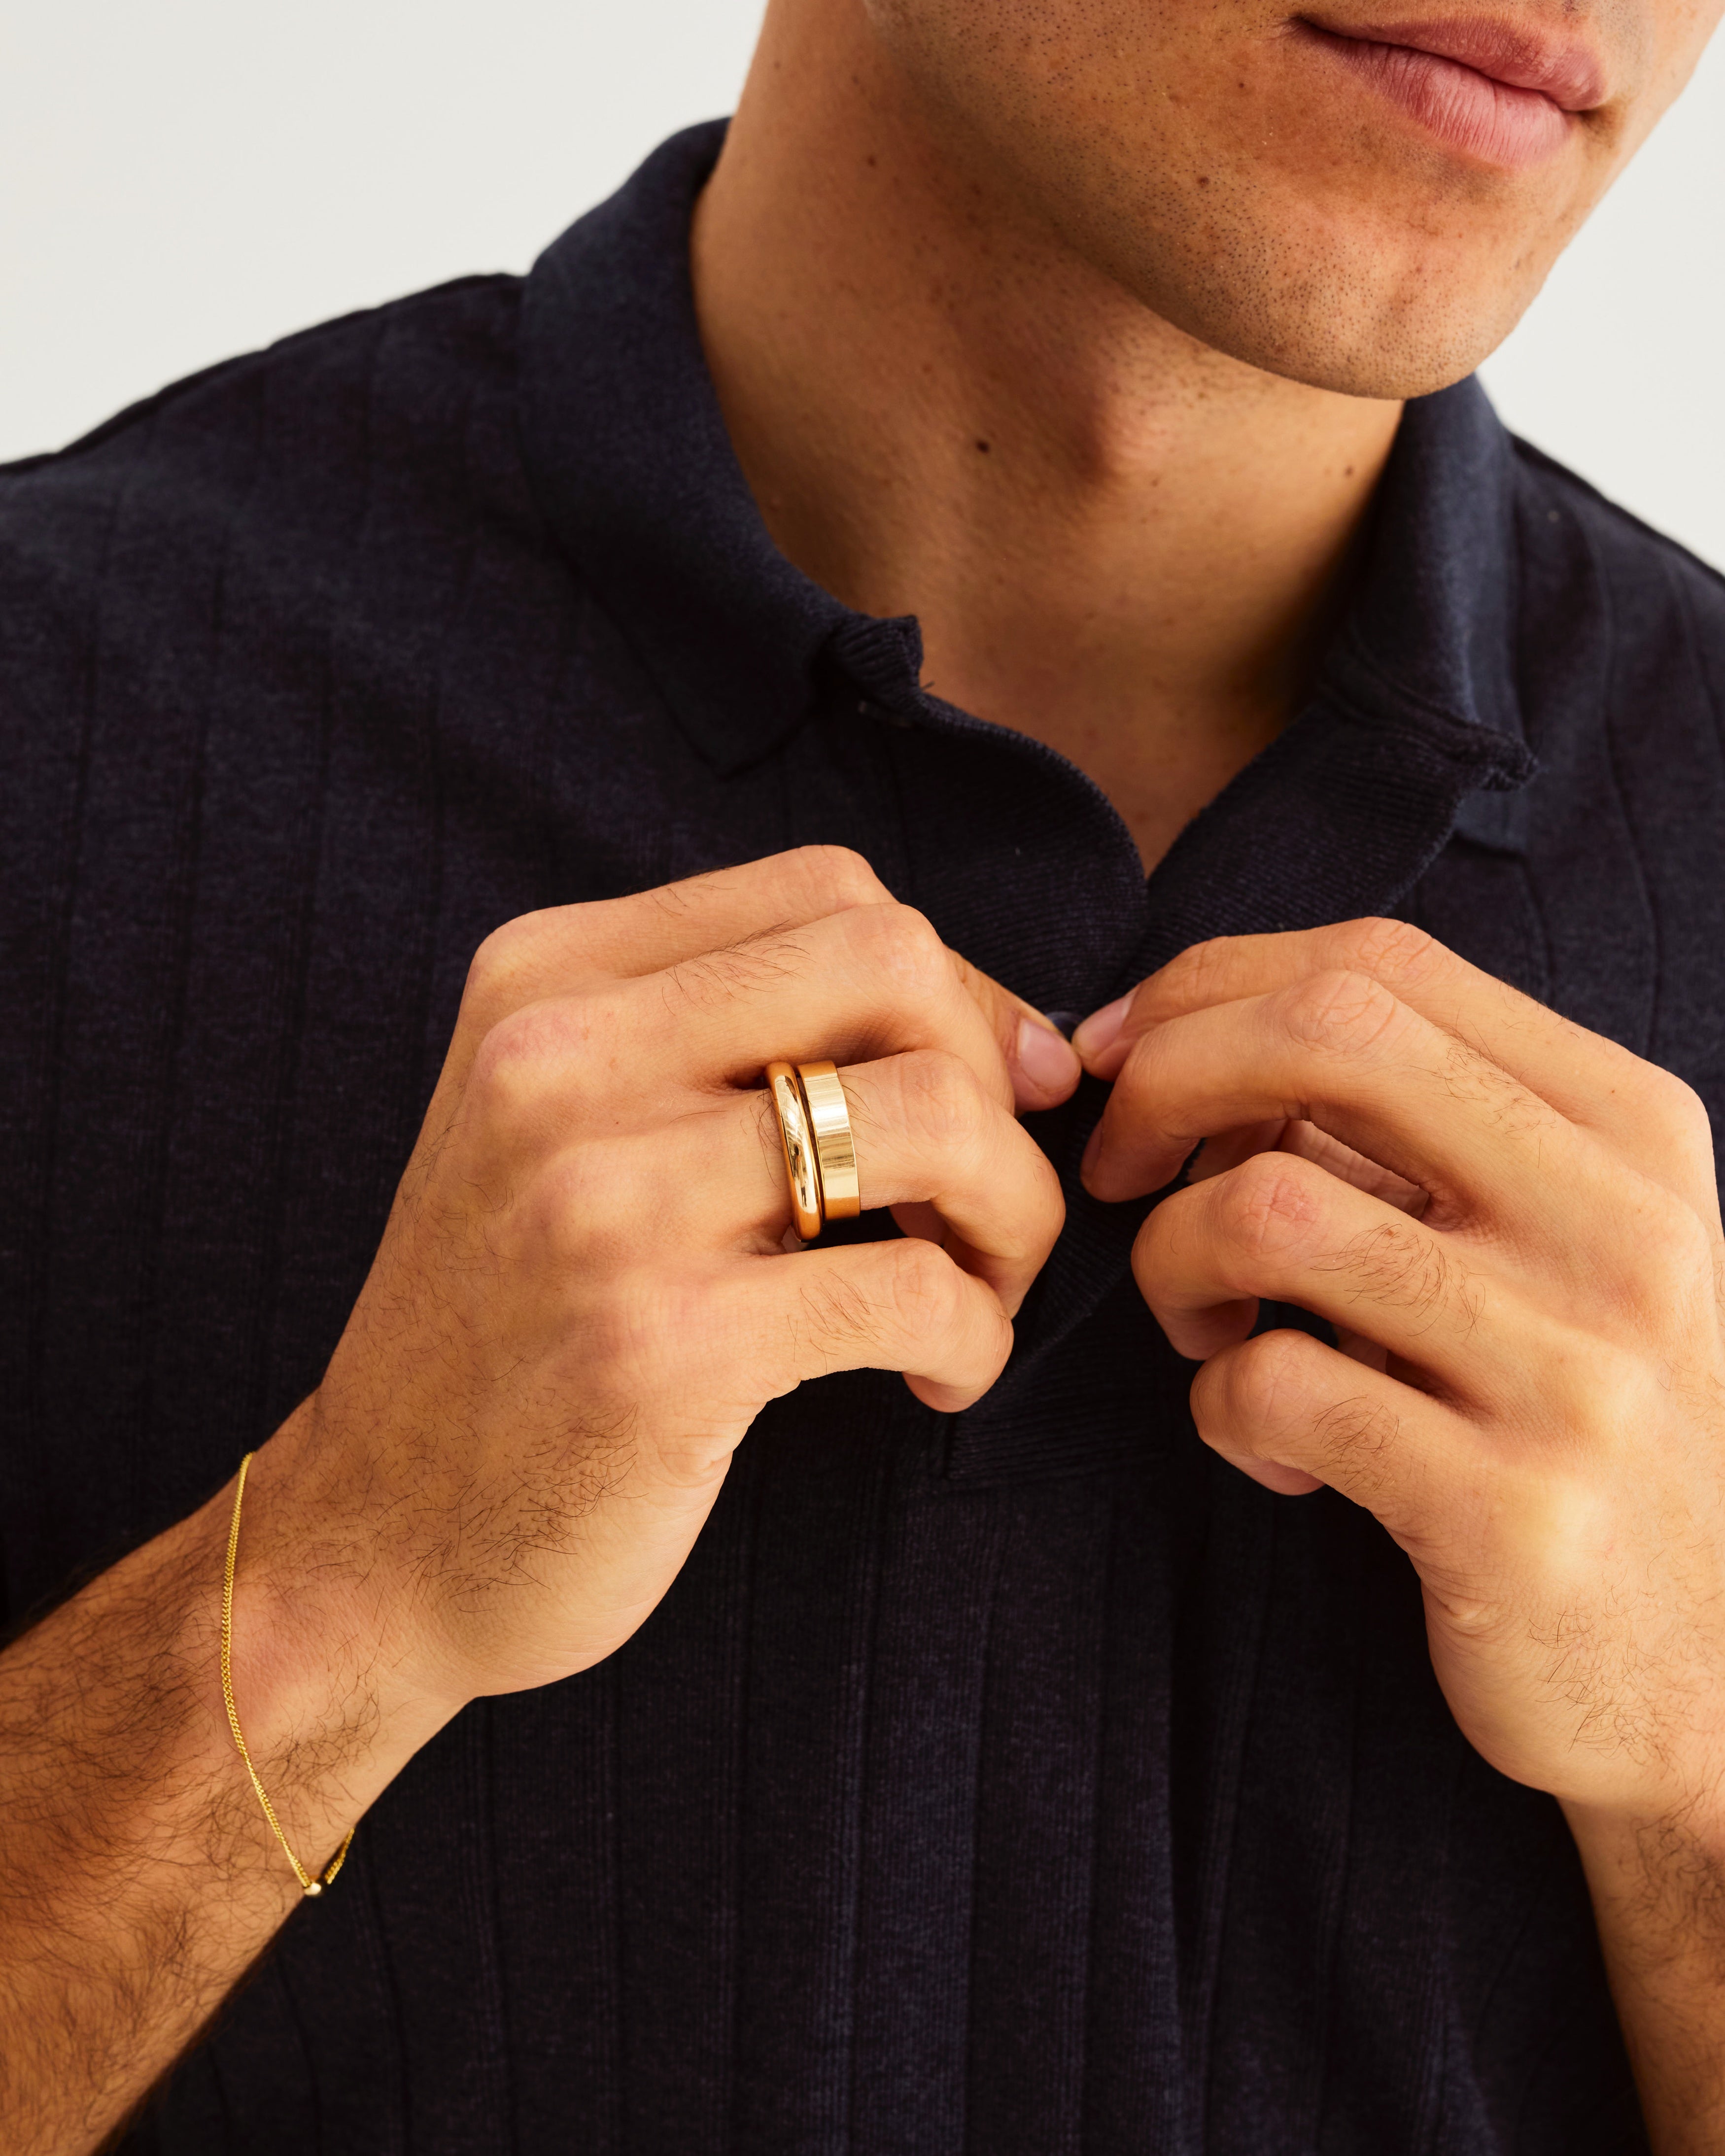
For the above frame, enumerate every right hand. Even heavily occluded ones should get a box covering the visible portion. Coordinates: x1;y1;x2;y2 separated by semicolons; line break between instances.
252;847;1080;1713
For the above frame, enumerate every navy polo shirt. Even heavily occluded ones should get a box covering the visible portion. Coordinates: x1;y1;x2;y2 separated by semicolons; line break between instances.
5;118;1724;2154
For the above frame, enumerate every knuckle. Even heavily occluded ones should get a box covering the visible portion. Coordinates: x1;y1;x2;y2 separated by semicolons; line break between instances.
1205;1326;1314;1431
466;920;518;996
468;998;596;1126
468;1004;554;1122
1213;1152;1327;1263
1643;1066;1714;1157
778;843;888;915
1276;968;1403;1055
464;910;552;1020
893;1049;989;1154
1330;916;1445;987
1200;1334;1402;1490
1159;935;1237;1009
852;902;951;1000
1617;1188;1715;1319
1649;1180;1713;1265
885;1237;968;1339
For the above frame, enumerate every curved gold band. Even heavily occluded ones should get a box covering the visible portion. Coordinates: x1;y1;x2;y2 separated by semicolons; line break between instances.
764;1059;861;1239
765;1061;823;1243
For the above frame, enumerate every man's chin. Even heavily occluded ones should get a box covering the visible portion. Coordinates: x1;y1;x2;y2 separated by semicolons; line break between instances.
1126;254;1537;403
1047;149;1562;401
1224;331;1497;405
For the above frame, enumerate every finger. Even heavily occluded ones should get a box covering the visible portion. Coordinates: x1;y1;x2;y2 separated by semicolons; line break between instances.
463;848;1078;1114
439;848;891;1108
943;945;1085;1111
1138;1156;1544;1371
1141;1135;1700;1405
1137;1148;1466;1363
728;1235;1016;1413
1076;918;1716;1208
1190;1323;1475;1532
1135;1147;1560;1397
641;902;1070;1110
470;847;891;1007
819;1053;1066;1310
583;1053;1064;1315
1190;1118;1429;1216
487;900;1074;1128
1081;968;1583;1219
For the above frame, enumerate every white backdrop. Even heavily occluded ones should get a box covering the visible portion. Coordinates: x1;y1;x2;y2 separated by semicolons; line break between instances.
5;0;1723;566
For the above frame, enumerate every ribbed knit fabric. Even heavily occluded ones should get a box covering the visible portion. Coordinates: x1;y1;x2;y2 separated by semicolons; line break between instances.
5;121;1722;2153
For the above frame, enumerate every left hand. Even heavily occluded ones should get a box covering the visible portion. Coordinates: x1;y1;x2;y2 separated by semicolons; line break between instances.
1072;917;1725;1822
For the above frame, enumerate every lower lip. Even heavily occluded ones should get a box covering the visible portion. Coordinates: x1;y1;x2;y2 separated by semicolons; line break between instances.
1294;21;1572;170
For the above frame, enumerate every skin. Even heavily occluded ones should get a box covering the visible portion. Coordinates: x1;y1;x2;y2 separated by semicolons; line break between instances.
5;0;1725;2148
0;850;1085;2153
1073;926;1725;2149
692;0;1714;865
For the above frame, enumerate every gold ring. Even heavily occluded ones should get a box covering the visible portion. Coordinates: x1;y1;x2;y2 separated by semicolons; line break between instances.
766;1061;823;1242
796;1061;860;1221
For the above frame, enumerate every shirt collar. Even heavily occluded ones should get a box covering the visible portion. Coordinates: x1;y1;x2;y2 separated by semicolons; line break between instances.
520;121;848;775
520;118;1531;792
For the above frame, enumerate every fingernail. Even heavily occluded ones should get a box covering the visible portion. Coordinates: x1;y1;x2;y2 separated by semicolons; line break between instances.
1072;993;1131;1060
1015;1015;1080;1094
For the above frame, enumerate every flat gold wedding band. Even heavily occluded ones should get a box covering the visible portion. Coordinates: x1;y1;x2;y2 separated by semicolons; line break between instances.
765;1059;860;1238
797;1061;860;1221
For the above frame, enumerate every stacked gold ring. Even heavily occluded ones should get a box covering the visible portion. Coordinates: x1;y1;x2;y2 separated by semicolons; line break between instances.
765;1059;861;1241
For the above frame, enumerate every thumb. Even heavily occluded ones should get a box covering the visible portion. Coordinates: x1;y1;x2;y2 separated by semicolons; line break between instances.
947;949;1082;1114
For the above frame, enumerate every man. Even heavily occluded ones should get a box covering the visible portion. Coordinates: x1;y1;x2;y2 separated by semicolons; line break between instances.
3;0;1725;2146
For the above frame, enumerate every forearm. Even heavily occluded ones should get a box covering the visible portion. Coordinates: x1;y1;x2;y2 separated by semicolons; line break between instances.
1567;1798;1725;2154
0;1425;453;2155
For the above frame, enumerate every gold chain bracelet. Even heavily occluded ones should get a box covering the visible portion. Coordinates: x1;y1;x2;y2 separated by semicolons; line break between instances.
220;1452;355;1897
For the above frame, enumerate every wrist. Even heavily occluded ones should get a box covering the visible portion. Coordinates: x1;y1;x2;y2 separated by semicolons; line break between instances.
1562;1787;1725;1953
1562;1789;1725;2153
203;1415;464;1872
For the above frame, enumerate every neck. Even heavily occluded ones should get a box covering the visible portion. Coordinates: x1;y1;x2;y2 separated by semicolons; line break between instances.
692;0;1402;870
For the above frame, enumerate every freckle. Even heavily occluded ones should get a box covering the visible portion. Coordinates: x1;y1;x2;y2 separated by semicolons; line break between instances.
976;439;992;453
866;153;878;167
1197;173;1211;188
1345;464;1355;476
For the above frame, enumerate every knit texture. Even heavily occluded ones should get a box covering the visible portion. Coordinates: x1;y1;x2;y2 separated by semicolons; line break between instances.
5;122;1723;2153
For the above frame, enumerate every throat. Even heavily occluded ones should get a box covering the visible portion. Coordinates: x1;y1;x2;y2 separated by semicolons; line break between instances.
920;652;1298;876
907;510;1369;874
690;0;1400;875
